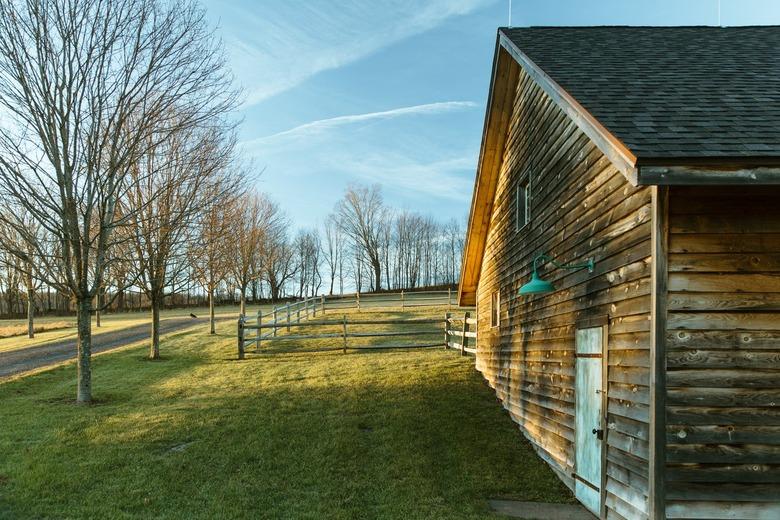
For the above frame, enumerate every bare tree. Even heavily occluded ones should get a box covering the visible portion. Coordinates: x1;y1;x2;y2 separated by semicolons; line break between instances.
0;233;22;317
327;205;464;292
125;122;236;358
0;0;237;403
294;229;321;298
0;212;42;336
321;214;342;295
106;257;131;313
260;213;297;302
380;212;393;290
336;185;387;292
190;188;237;334
232;192;280;314
443;218;464;285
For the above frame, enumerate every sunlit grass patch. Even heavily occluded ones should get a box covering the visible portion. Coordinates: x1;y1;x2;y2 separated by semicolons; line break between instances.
0;310;573;519
0;320;72;339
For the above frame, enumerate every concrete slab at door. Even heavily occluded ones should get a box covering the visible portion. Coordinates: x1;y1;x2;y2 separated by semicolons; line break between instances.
488;499;597;519
575;327;604;516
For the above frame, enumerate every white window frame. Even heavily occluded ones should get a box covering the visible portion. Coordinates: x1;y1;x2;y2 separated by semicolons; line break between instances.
516;179;530;232
490;291;500;328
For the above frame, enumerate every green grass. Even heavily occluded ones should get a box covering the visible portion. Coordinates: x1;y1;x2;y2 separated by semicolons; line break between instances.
0;308;573;519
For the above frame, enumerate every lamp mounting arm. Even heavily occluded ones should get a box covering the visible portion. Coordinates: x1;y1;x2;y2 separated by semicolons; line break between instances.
533;253;595;273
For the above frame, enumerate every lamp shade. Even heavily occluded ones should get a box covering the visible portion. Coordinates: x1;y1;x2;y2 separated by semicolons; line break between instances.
518;270;555;295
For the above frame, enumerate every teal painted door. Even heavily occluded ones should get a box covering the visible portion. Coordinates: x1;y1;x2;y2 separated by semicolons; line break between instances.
575;327;604;515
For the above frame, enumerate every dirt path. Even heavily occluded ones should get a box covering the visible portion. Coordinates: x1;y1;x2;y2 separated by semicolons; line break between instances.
0;316;223;379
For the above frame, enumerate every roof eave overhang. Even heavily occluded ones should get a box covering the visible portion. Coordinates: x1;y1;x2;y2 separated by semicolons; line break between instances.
637;161;780;185
457;36;520;307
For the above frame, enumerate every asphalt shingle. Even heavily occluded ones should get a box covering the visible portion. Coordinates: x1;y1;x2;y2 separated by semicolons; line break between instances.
501;26;780;162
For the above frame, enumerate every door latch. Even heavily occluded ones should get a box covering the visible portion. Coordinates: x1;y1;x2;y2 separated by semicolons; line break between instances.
592;428;604;440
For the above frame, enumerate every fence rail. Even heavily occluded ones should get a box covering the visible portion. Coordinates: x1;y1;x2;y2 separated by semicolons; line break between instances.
237;314;443;358
235;290;472;360
444;311;477;355
252;290;453;336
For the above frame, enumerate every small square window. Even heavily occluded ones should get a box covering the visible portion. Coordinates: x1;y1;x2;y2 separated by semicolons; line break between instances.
490;291;500;328
516;181;529;231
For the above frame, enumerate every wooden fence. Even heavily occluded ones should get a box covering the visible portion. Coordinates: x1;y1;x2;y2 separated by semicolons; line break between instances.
237;316;444;359
444;311;477;355
246;290;453;343
317;289;455;312
235;291;471;360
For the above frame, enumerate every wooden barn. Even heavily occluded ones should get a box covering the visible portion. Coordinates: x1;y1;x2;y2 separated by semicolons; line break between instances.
458;27;780;519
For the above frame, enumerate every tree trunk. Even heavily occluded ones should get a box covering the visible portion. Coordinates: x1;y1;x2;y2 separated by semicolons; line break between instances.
116;289;125;312
27;286;34;338
209;288;216;334
239;287;246;316
94;288;102;327
372;259;382;292
76;297;92;404
6;289;14;319
150;296;160;359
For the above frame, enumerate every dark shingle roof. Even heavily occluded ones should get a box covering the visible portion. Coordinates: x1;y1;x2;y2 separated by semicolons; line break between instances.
500;26;780;162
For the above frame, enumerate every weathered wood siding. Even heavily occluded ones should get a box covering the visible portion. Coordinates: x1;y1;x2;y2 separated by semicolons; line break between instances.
474;66;653;519
665;186;780;519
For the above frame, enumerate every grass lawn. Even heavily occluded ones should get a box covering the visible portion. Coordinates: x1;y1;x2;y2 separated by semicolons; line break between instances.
0;304;270;354
0;308;573;519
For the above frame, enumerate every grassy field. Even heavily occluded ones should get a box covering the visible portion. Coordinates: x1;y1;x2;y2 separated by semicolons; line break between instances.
0;308;573;519
0;304;270;353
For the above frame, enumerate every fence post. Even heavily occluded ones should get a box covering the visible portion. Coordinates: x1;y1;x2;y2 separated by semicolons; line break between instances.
305;298;310;319
342;315;348;354
287;304;291;332
356;292;360;313
273;306;278;337
297;304;301;323
448;288;452;310
444;312;451;349
321;295;325;315
461;311;470;356
256;311;261;350
401;290;405;311
237;315;245;360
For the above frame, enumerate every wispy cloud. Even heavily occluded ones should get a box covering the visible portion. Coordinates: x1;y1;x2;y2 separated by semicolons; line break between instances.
330;153;475;201
246;101;477;146
207;0;495;105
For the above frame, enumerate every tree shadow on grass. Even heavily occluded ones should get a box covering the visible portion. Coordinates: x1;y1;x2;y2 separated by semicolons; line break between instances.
0;349;573;519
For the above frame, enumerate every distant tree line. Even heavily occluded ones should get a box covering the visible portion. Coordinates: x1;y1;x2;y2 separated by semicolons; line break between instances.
230;183;465;302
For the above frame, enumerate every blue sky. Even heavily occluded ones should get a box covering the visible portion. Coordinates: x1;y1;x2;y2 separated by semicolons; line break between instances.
202;0;780;229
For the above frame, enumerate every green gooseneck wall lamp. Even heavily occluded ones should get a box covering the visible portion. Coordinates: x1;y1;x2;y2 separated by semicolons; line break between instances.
518;253;595;296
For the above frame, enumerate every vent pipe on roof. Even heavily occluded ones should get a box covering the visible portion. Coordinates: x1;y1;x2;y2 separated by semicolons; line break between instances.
718;0;722;26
